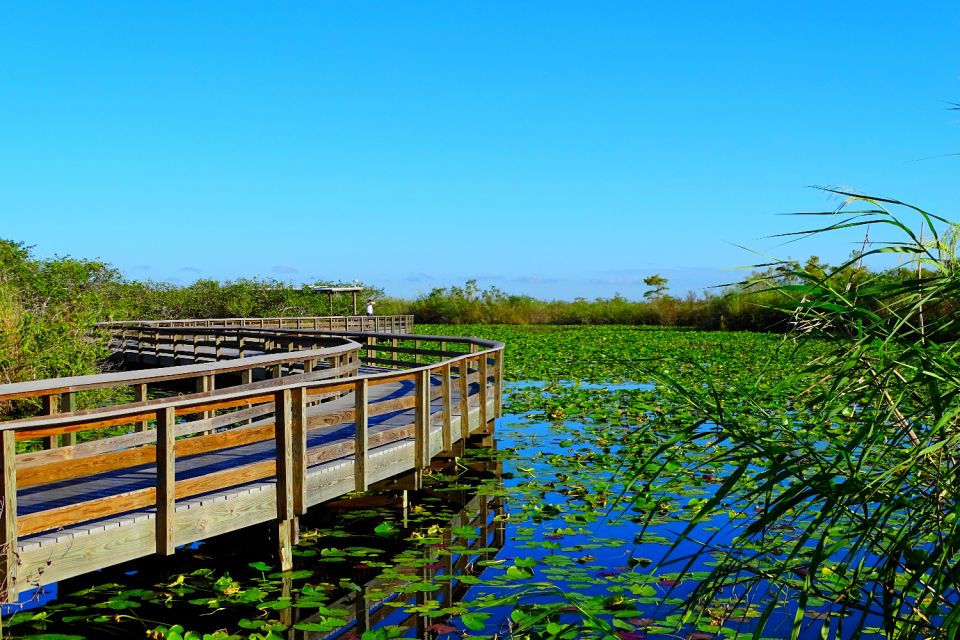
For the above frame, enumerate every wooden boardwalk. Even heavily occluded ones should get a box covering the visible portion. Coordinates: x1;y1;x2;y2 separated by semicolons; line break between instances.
0;317;503;603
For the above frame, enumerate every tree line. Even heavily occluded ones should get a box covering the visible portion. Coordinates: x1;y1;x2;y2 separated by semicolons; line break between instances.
0;235;947;393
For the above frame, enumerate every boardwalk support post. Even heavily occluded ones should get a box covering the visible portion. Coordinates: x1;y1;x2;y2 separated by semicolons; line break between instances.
42;395;59;449
134;384;149;432
354;379;369;492
156;407;176;556
479;354;489;428
1;430;17;603
440;363;453;455
61;392;77;446
275;388;304;571
414;369;431;470
459;358;471;439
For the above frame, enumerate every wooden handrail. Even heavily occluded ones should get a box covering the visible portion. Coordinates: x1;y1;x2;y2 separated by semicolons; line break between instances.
0;318;503;603
0;341;360;402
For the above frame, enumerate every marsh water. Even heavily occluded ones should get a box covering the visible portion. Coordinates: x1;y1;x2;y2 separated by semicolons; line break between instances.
6;382;885;640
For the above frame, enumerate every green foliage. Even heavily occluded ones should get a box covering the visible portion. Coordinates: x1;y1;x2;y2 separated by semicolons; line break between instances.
106;278;384;321
642;274;669;300
0;240;118;415
638;194;960;638
400;277;881;331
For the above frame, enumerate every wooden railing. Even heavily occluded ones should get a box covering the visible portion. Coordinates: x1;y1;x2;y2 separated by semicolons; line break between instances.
100;315;415;334
0;321;503;603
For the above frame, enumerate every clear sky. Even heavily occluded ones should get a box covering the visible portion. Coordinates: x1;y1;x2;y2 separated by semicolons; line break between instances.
2;2;959;300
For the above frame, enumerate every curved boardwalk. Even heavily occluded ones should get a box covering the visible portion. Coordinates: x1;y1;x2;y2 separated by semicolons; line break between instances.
0;317;503;603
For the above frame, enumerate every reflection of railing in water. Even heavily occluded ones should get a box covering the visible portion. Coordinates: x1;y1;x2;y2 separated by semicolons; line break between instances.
295;491;505;639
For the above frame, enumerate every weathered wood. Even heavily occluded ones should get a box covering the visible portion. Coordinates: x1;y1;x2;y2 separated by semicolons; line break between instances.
414;369;430;469
156;407;176;556
479;354;489;427
60;392;77;446
42;394;59;449
493;350;503;418
274;389;294;523
1;430;16;602
3;320;503;598
291;387;307;516
0;344;357;402
459;359;471;439
354;379;369;492
441;364;453;453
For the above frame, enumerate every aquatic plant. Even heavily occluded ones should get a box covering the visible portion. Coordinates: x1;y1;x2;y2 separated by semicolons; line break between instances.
636;193;960;638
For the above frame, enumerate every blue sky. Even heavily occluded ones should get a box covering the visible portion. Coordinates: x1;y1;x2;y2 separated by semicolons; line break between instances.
2;2;959;300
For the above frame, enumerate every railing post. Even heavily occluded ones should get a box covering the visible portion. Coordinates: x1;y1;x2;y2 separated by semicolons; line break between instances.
1;429;17;603
441;363;453;453
197;375;215;430
459;358;471;439
215;334;223;360
479;352;489;427
240;369;254;424
172;333;180;365
494;349;504;418
415;369;431;469
238;335;246;359
274;388;301;571
41;394;59;449
354;379;368;492
134;383;149;432
293;388;307;516
156;407;176;556
61;392;77;446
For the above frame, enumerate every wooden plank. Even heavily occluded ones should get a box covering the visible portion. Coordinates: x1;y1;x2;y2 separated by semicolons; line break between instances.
365;345;463;359
18;517;156;588
291;387;307;516
18;444;155;488
61;392;77;446
479;354;489;427
134;383;149;432
1;430;16;602
277;518;295;571
414;369;430;469
19;457;278;538
441;364;452;452
0;344;356;401
354;379;368;492
156;407;176;556
493;349;504;418
19;488;155;537
459;359;471;439
42;394;59;449
275;389;294;522
362;357;420;369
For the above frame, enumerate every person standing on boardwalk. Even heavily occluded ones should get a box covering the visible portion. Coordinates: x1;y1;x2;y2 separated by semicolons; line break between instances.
365;299;375;316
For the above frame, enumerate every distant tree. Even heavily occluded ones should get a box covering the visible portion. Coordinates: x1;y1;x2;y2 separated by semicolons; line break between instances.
642;274;669;300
